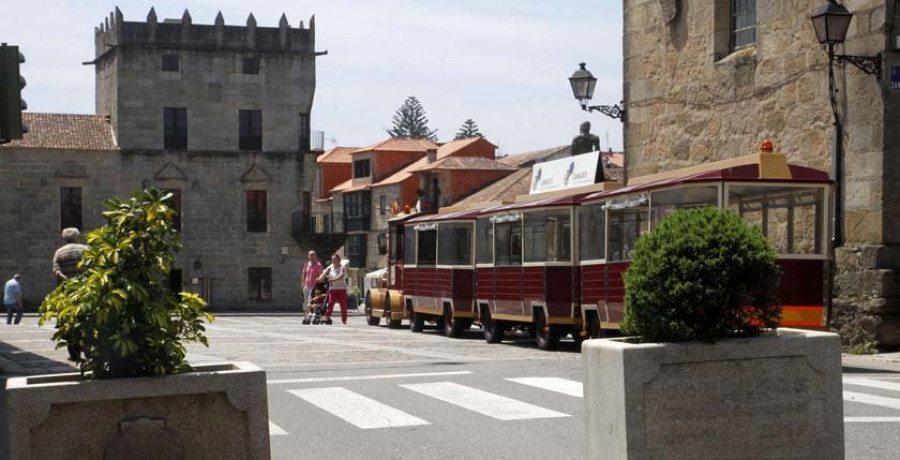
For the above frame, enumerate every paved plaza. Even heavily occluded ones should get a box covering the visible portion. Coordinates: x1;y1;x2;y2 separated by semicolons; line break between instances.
3;314;900;459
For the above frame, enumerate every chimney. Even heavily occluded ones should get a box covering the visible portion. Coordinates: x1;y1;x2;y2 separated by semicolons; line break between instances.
426;148;437;164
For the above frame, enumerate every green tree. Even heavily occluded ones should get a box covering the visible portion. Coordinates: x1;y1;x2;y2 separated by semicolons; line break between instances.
387;96;438;140
40;189;212;378
454;119;483;140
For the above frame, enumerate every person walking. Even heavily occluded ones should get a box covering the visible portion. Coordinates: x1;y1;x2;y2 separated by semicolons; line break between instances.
52;228;89;360
301;250;323;306
4;274;24;325
322;254;348;325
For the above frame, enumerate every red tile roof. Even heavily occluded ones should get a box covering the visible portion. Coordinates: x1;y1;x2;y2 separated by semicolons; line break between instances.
351;138;439;155
0;113;117;150
317;146;360;164
499;145;570;167
410;156;518;172
454;168;533;206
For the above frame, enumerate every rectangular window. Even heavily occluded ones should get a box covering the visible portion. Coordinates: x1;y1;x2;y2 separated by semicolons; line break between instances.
169;269;183;295
438;223;473;266
728;186;824;255
650;186;719;229
248;267;272;300
404;225;417;265
299;113;310;153
242;57;260;75
346;234;367;268
377;232;388;255
379;196;387;215
301;191;311;232
163;107;188;149
579;202;606;261
239;110;263;151
607;196;649;262
731;0;757;51
354;159;371;178
246;190;268;232
165;189;182;231
390;226;404;262
494;221;522;266
343;192;371;232
524;210;571;263
161;54;180;72
416;229;437;266
476;218;494;265
60;187;83;230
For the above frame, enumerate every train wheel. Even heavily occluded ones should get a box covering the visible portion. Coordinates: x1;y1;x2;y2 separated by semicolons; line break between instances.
385;295;402;329
482;308;503;344
409;306;424;333
586;313;608;339
535;310;561;351
443;306;468;338
365;293;380;326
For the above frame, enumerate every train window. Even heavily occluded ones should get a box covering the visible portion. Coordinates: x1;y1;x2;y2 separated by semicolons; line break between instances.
417;229;437;265
404;225;417;264
495;221;523;266
438;223;473;266
389;226;401;262
476;218;494;264
524;209;571;263
607;195;650;262
728;186;824;255
580;202;606;261
651;186;719;228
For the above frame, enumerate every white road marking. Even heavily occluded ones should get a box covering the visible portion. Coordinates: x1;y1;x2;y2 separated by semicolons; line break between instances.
844;417;900;423
507;377;583;398
843;377;900;393
843;391;900;411
269;421;288;436
288;387;430;429
400;381;570;421
269;370;472;385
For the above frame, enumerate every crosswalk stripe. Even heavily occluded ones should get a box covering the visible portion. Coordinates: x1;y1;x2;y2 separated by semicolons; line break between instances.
843;391;900;411
843;377;900;393
506;377;584;398
400;381;570;421
288;387;430;429
269;421;288;436
269;371;473;385
844;417;900;423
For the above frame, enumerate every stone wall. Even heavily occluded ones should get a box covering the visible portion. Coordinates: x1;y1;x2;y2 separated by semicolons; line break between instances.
0;148;316;311
623;0;900;344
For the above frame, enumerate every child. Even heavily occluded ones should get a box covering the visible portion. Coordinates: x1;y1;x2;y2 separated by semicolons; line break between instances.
302;287;328;324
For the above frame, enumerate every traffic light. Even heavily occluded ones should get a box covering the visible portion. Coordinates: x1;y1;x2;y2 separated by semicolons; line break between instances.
0;43;27;142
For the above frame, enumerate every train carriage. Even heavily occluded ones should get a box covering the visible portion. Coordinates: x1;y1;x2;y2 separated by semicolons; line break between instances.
365;212;421;328
577;147;832;338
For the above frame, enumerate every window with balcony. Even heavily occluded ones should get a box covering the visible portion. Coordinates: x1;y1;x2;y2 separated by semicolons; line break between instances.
346;234;367;268
343;191;371;232
163;107;188;149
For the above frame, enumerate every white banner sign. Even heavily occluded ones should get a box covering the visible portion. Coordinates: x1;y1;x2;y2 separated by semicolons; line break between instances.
529;150;601;194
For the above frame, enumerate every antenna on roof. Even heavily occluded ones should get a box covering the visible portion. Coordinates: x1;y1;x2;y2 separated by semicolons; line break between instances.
328;137;337;147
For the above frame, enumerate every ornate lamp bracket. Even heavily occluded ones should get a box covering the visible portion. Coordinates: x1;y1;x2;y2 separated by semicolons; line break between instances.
582;102;626;122
835;52;882;79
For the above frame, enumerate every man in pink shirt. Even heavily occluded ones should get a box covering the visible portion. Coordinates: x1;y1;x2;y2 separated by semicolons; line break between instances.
301;251;323;306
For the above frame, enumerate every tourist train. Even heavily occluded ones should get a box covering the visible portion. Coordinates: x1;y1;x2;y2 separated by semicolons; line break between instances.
365;144;833;350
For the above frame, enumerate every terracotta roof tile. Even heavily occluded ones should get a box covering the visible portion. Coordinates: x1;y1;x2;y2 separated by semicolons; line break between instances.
0;113;117;150
499;145;570;167
454;168;533;206
410;156;518;172
317;146;360;164
351;138;439;155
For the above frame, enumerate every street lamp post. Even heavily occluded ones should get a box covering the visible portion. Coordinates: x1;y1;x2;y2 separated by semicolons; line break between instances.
569;62;627;182
810;0;882;327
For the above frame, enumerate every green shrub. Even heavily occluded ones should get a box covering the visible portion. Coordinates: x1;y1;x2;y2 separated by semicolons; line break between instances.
40;189;212;378
621;207;782;343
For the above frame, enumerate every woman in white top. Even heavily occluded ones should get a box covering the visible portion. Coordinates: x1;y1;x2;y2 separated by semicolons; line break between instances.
322;254;348;325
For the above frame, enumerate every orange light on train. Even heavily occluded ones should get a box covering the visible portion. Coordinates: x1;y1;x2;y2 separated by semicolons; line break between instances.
761;140;774;153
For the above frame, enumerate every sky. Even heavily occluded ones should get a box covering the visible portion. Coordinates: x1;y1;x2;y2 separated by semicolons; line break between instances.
0;0;624;155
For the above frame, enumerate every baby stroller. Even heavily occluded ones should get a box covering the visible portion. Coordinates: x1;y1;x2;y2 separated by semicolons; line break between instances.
302;281;330;325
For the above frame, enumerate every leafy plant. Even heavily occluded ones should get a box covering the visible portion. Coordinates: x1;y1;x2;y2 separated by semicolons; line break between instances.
621;207;782;343
40;189;212;378
349;286;362;298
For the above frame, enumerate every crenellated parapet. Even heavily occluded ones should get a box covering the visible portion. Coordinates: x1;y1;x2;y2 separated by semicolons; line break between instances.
94;6;316;58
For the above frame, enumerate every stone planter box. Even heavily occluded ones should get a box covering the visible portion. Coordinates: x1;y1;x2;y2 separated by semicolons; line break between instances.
1;361;270;460
582;328;844;459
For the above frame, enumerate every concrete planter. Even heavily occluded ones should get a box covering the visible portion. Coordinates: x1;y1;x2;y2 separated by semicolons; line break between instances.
582;328;844;459
1;361;270;460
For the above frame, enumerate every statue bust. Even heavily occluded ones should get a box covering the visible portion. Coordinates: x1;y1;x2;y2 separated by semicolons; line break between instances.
571;121;605;182
572;121;601;155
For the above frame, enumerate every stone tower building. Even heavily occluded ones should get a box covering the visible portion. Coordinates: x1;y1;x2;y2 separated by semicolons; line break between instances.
623;0;900;345
0;8;325;310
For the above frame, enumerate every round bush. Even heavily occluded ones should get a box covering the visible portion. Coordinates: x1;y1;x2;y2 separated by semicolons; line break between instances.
621;207;781;343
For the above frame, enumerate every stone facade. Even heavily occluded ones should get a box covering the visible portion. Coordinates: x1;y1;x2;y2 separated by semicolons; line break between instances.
623;0;900;344
0;9;322;311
